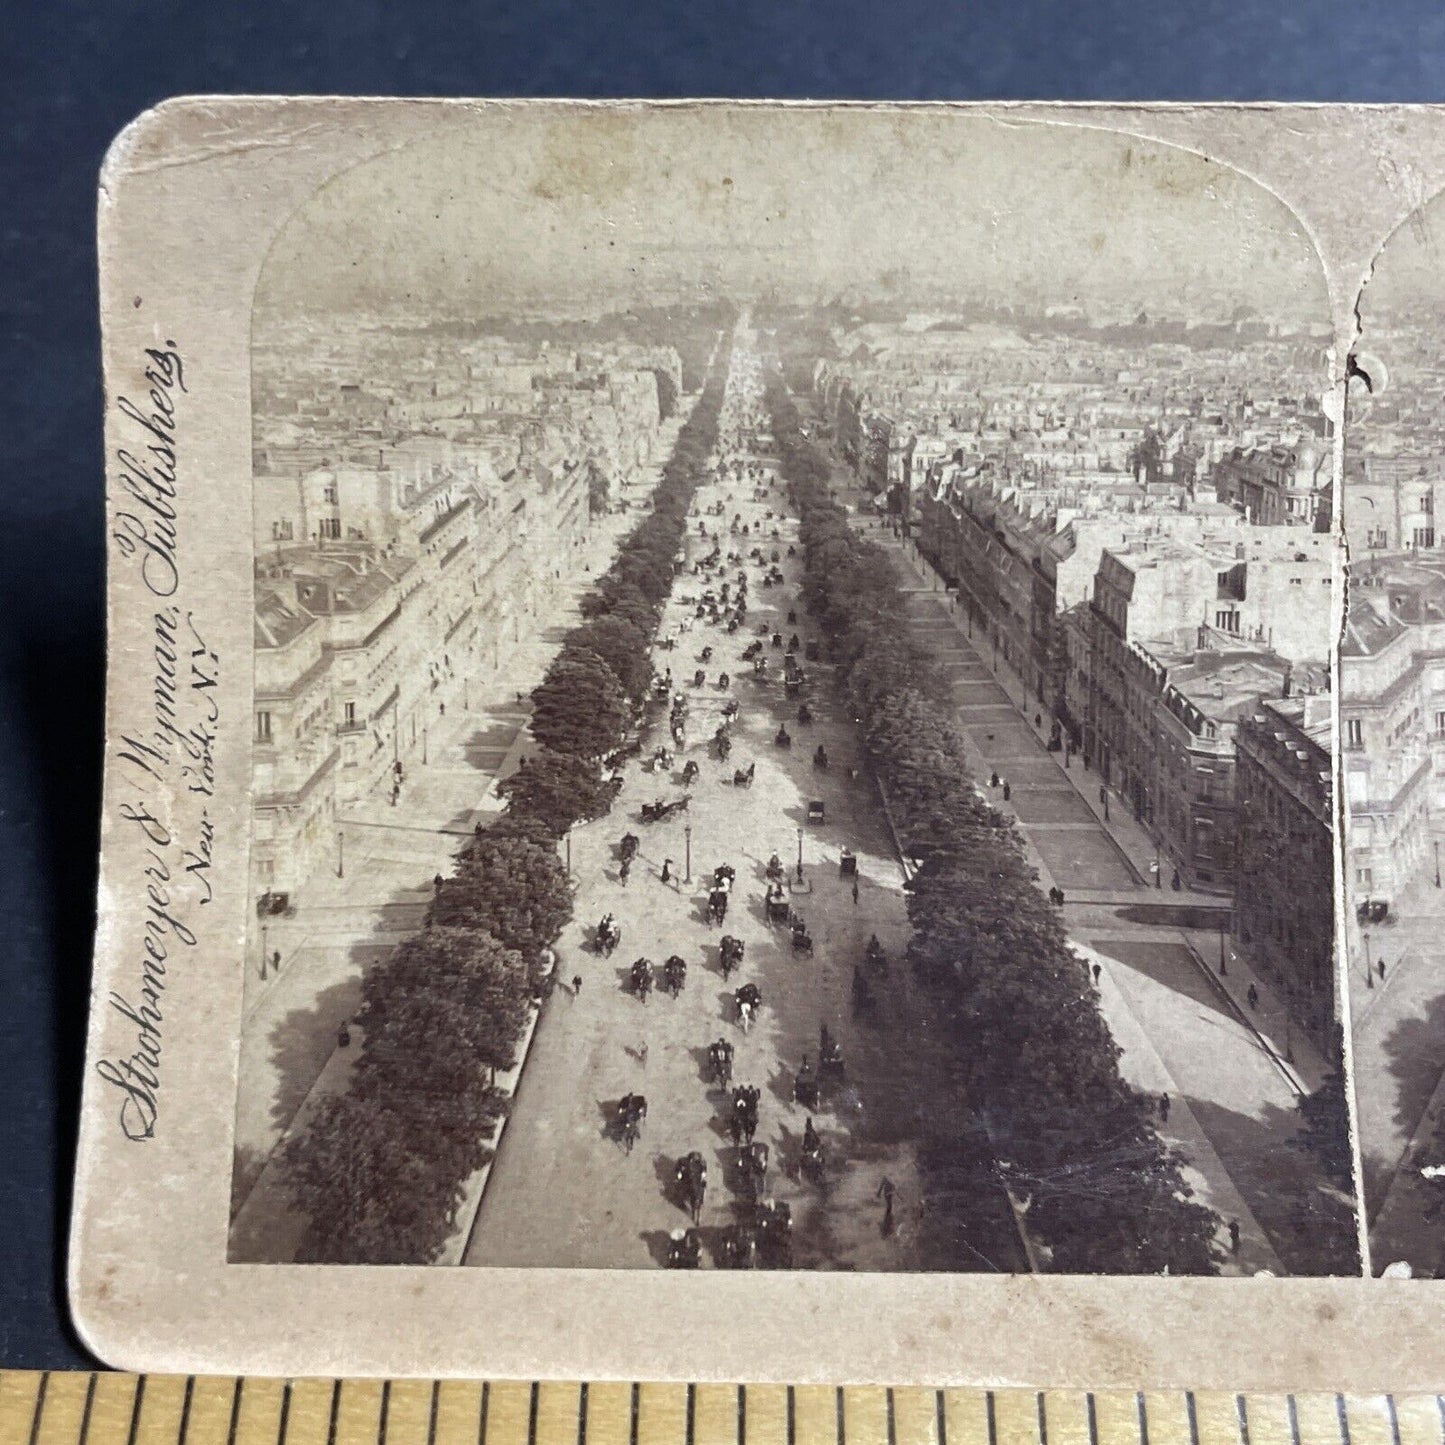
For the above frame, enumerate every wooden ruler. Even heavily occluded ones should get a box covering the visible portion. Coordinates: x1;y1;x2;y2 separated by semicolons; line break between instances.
3;1377;1444;1445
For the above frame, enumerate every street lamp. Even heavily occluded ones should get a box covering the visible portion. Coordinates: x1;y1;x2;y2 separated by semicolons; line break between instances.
1218;922;1228;976
797;826;804;879
337;829;345;879
1363;930;1374;990
422;723;428;766
261;922;269;980
684;825;692;884
565;828;573;876
1435;838;1440;888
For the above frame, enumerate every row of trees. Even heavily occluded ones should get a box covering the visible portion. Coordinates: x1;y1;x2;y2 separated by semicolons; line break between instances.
763;370;1224;1275
279;343;730;1264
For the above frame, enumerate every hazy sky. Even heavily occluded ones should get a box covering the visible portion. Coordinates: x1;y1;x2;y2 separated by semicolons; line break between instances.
255;108;1327;323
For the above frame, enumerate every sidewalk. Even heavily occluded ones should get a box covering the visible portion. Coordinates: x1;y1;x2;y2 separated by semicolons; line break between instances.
861;517;1327;1094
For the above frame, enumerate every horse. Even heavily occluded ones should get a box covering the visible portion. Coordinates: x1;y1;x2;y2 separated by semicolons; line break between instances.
755;1199;793;1269
735;984;761;1032
813;745;828;771
716;732;732;761
663;955;687;996
708;888;729;925
775;726;791;748
619;833;639;864
675;1152;708;1224
681;759;700;785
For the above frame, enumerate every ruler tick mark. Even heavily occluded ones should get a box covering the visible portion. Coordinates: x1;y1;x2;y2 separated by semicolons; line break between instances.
577;1382;588;1445
1137;1393;1149;1445
379;1384;391;1445
277;1385;292;1445
179;1378;195;1445
480;1382;491;1445
27;1373;49;1445
786;1388;795;1445
935;1392;947;1445
1235;1395;1250;1445
230;1380;248;1445
987;1394;997;1445
1185;1394;1199;1445
1336;1395;1351;1445
1287;1396;1300;1445
887;1391;897;1445
427;1383;439;1445
835;1388;845;1445
1087;1396;1099;1445
528;1383;539;1445
1037;1394;1047;1445
78;1375;99;1445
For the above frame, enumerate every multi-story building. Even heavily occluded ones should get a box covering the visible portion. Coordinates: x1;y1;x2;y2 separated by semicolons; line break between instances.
1234;692;1336;1044
1212;438;1331;528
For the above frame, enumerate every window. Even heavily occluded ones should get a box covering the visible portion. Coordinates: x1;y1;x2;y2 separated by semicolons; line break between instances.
1214;609;1240;634
1357;866;1373;891
1368;527;1389;549
322;481;338;505
343;701;357;727
1345;717;1363;750
319;517;341;540
255;711;272;743
1436;710;1445;738
1424;492;1435;516
1415;527;1437;549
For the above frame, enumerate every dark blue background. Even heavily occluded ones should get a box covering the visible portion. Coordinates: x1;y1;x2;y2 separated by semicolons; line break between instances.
5;0;1443;1371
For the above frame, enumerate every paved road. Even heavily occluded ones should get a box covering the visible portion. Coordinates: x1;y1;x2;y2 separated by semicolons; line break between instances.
467;474;952;1267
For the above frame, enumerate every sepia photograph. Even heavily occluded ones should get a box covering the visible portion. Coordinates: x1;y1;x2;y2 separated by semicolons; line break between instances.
1342;198;1445;1277
221;110;1357;1277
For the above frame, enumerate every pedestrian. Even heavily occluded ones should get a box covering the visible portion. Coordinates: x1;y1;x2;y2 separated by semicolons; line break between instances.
619;857;631;886
1247;983;1259;1010
1228;1219;1241;1254
572;974;583;996
1002;779;1011;802
1159;1092;1171;1123
434;873;444;893
272;950;282;975
877;1175;896;1236
1379;959;1387;981
661;858;673;886
337;1022;352;1048
1171;868;1181;891
391;781;400;806
1092;962;1102;985
1035;713;1042;729
639;1042;649;1067
851;878;860;905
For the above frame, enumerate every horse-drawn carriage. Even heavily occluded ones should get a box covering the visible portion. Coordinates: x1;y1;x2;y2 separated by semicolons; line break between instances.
807;799;825;824
641;794;690;824
790;917;815;953
666;1227;702;1269
812;745;828;771
615;1093;647;1154
765;889;791;926
674;1151;708;1224
754;1199;793;1269
774;725;792;748
707;886;729;925
719;934;745;979
708;1036;734;1088
732;762;755;788
629;957;654;1002
729;1084;761;1147
740;1140;769;1199
595;914;622;957
793;1058;819;1110
800;1119;824;1184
